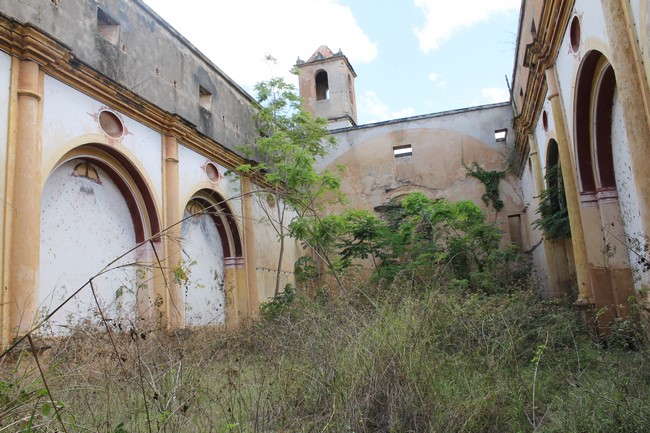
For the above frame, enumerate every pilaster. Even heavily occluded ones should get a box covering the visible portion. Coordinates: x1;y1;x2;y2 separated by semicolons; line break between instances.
241;176;259;319
7;59;43;337
163;134;183;327
546;67;592;306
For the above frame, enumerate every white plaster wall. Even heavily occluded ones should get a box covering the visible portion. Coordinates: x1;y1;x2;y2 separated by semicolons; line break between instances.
42;76;162;203
180;208;226;326
611;89;646;288
535;99;555;169
39;160;138;333
177;144;242;220
631;0;642;41
0;51;10;271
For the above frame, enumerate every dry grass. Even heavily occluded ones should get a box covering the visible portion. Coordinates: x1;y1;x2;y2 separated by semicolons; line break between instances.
1;277;650;432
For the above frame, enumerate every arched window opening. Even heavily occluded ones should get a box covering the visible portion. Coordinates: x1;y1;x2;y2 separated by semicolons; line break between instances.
532;139;570;239
315;70;329;100
546;140;566;214
348;74;354;105
594;65;617;188
186;189;242;258
575;51;601;192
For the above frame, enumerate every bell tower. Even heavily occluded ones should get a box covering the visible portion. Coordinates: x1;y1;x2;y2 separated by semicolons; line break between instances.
295;46;358;129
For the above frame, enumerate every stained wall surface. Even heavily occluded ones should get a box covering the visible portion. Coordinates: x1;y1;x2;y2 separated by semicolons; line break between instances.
326;104;523;245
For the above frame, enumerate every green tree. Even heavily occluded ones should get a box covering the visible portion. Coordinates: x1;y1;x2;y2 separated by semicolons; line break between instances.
237;76;343;296
331;193;526;292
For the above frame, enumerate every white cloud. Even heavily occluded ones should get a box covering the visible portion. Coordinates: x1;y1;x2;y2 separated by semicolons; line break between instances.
413;0;520;52
428;72;439;82
481;87;510;103
358;91;416;123
142;0;377;93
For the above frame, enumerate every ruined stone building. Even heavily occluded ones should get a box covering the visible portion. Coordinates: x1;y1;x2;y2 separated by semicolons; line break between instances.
0;0;648;344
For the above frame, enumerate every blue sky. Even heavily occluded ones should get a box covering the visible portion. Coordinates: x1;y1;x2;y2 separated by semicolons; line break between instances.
143;0;521;125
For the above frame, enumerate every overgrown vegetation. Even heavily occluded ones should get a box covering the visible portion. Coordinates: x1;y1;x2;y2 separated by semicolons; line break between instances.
294;192;527;292
533;163;571;240
464;161;506;212
2;278;649;432
2;78;649;433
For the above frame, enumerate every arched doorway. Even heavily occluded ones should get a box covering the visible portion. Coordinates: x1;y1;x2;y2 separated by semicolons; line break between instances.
39;145;160;334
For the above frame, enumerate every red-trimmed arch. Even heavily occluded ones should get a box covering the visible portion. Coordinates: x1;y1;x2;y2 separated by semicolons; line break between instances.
185;189;243;258
51;143;161;243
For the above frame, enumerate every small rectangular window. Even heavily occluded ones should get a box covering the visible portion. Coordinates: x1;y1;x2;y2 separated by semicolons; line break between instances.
508;214;523;251
199;86;212;110
97;8;120;45
393;144;412;157
494;129;508;142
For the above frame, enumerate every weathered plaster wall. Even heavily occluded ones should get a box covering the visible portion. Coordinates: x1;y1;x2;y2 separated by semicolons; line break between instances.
177;144;241;218
180;208;226;326
0;51;9;291
612;89;646;288
519;152;549;292
39;160;138;333
322;103;513;170
42;75;163;205
326;115;522;244
0;0;257;155
250;186;301;302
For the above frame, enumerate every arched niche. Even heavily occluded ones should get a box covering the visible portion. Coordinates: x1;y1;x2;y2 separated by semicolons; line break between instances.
38;144;161;333
573;50;636;321
180;189;242;326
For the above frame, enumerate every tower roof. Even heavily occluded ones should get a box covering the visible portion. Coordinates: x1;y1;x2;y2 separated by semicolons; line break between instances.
295;45;356;77
307;45;337;62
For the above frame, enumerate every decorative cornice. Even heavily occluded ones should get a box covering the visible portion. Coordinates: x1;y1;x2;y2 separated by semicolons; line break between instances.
513;0;575;175
0;13;254;174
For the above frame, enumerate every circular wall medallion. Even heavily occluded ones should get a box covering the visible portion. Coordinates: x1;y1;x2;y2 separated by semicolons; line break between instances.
98;109;125;139
205;162;220;183
570;16;581;53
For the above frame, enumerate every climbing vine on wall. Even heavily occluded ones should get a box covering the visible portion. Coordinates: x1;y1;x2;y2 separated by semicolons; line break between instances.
464;161;505;212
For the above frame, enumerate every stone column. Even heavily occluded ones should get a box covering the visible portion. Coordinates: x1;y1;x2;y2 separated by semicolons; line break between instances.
603;0;650;300
163;134;183;328
241;176;258;319
8;60;43;337
546;67;592;306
